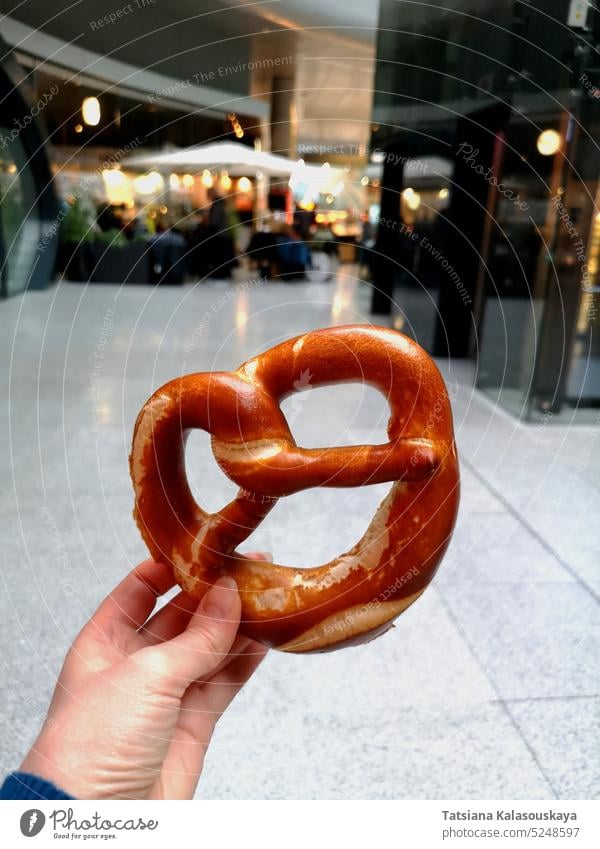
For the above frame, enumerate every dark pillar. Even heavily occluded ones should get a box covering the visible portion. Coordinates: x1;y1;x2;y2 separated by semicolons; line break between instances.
0;34;59;295
432;103;510;357
270;77;295;157
532;262;582;412
370;142;405;315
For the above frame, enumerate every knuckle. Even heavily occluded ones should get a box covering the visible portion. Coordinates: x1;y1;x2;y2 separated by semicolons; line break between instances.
133;646;172;679
193;623;229;661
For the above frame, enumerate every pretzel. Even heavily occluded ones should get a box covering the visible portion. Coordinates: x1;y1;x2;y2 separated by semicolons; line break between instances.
130;325;460;652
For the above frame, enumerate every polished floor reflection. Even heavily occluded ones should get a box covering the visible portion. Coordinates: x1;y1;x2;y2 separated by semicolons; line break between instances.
1;272;598;799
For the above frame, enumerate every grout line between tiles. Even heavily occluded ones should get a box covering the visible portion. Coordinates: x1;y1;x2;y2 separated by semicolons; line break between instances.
500;695;598;704
461;457;599;603
434;586;560;799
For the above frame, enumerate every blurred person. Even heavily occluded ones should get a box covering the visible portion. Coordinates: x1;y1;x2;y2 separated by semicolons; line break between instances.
123;209;151;241
293;209;313;241
149;221;187;285
96;202;124;233
311;221;338;257
276;223;310;280
225;196;242;250
246;214;280;278
205;187;237;279
357;217;375;275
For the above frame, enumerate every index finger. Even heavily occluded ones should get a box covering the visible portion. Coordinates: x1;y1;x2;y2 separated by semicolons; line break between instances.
90;559;176;632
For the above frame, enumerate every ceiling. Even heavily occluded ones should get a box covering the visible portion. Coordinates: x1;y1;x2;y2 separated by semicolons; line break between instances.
218;0;379;42
0;0;380;90
0;0;380;152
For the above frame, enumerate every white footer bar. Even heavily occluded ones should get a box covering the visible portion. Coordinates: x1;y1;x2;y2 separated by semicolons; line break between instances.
1;799;598;848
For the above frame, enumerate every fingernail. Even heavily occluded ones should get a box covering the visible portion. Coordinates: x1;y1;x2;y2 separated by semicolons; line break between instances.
202;576;238;618
263;552;274;562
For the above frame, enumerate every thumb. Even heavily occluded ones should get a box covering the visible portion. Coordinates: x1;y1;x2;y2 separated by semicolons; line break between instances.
137;577;242;691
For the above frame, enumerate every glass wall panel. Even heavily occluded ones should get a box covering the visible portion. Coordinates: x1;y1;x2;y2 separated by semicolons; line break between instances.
0;129;42;296
372;0;600;421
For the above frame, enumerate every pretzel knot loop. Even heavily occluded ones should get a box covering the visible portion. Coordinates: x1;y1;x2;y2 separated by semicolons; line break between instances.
130;325;460;653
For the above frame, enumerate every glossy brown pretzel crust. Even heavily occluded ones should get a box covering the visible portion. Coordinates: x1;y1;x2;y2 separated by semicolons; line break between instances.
130;325;460;652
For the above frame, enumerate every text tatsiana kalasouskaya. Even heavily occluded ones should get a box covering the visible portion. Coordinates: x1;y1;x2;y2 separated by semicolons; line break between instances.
442;811;577;823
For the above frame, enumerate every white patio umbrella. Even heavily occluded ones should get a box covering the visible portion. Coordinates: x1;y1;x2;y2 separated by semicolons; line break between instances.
122;141;342;183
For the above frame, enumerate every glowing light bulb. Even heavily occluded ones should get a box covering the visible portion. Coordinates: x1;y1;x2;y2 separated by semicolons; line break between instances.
537;129;561;156
102;169;125;187
402;187;421;210
82;96;101;126
133;171;164;195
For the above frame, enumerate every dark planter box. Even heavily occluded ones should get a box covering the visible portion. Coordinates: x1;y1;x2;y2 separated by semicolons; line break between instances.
61;242;91;281
61;242;151;284
87;242;150;284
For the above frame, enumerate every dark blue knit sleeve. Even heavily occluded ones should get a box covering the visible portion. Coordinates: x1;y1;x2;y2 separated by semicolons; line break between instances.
0;771;75;800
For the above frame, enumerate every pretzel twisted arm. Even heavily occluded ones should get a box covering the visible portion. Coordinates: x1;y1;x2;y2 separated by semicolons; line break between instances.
212;436;439;496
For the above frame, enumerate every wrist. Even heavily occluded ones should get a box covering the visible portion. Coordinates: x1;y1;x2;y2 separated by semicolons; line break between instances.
20;736;72;797
20;728;94;800
1;770;75;800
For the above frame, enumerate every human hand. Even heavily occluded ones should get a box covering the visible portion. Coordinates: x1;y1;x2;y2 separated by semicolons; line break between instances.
20;557;268;799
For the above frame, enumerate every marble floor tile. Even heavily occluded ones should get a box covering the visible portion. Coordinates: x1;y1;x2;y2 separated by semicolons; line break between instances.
455;465;505;514
507;697;600;800
199;702;552;799
439;511;574;584
440;582;600;700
